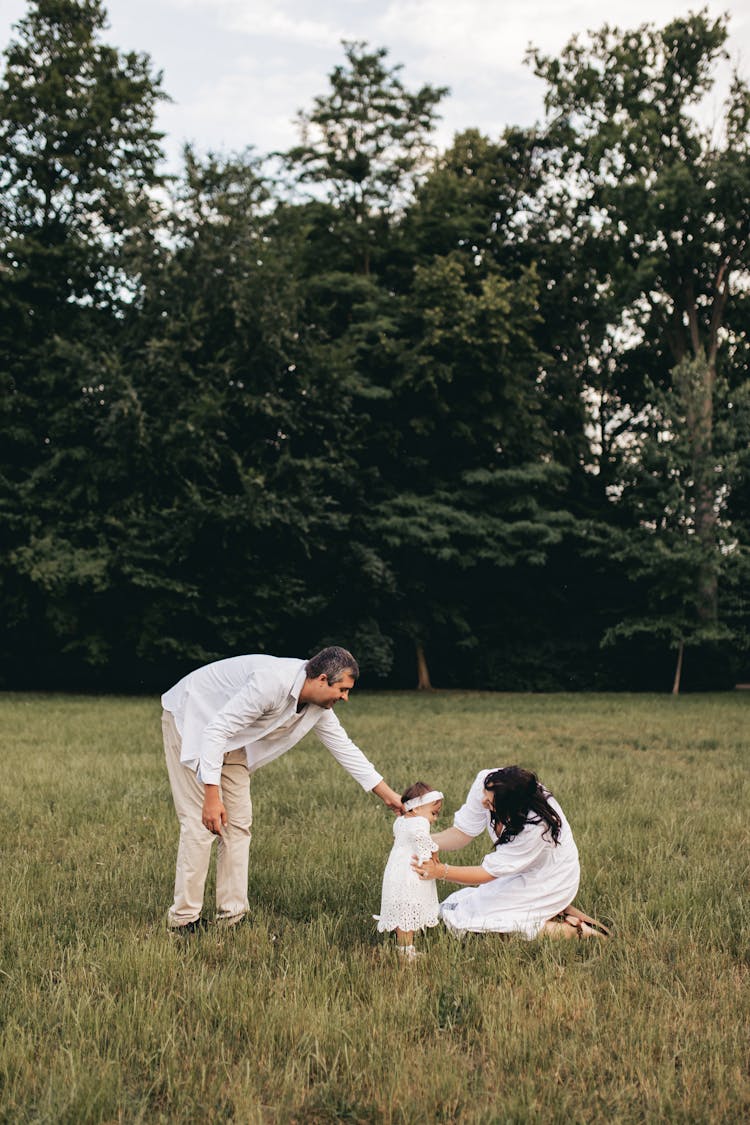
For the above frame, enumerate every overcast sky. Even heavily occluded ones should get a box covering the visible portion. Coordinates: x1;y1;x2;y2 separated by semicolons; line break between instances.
1;0;748;172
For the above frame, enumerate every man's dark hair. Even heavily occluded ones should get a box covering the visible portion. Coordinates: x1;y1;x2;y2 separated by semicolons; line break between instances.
305;646;359;684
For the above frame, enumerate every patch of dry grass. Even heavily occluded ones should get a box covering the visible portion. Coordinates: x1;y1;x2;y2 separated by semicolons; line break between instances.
0;691;747;1122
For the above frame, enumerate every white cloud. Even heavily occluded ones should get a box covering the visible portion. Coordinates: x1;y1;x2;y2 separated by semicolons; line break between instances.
2;0;749;166
157;0;345;46
221;2;345;48
380;0;746;63
374;0;750;144
161;55;325;158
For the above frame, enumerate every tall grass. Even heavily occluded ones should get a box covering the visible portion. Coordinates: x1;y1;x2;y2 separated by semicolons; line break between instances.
0;691;748;1123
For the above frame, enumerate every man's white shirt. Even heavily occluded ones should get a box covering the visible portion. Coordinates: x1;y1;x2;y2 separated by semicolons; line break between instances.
161;654;382;790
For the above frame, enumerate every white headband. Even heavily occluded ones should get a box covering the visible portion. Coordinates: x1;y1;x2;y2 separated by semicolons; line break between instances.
403;790;444;811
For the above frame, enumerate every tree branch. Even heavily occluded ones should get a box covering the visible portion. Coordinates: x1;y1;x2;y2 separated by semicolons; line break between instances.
707;254;731;369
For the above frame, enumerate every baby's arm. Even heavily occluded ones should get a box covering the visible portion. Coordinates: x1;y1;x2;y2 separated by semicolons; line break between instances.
413;822;440;863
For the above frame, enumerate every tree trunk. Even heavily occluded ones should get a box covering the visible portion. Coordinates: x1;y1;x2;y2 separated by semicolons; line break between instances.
677;350;718;624
672;638;684;695
415;641;433;691
695;359;718;622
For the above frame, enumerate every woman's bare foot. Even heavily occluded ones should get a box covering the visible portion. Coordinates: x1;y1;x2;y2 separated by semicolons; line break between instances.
556;905;611;937
542;915;607;939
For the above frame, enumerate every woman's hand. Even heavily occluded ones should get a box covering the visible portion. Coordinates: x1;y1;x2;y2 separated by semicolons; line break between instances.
411;854;441;881
411;855;496;887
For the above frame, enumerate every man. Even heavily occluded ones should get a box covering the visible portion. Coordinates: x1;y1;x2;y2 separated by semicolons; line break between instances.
161;645;402;932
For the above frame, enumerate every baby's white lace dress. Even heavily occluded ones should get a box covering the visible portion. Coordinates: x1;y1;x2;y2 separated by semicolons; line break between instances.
376;815;440;933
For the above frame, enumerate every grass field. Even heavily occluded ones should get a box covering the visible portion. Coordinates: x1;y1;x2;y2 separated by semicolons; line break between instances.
0;690;748;1123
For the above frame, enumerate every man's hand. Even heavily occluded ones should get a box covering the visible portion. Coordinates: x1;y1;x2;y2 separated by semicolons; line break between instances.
202;784;227;835
371;780;404;814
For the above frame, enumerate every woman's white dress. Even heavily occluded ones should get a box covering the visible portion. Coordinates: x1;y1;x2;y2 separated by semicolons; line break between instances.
377;815;440;933
440;769;580;940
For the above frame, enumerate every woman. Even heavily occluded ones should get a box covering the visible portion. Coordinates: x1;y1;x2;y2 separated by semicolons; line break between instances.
414;766;608;939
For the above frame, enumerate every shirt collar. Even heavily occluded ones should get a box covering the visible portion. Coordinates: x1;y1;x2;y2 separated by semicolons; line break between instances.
290;661;308;705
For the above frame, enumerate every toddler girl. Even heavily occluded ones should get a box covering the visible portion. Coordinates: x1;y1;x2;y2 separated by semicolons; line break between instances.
376;781;443;959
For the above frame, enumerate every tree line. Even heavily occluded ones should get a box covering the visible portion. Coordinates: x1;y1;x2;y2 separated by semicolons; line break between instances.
1;0;749;692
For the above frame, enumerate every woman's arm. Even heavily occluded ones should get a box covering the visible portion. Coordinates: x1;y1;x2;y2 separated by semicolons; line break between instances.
412;854;495;886
429;827;475;852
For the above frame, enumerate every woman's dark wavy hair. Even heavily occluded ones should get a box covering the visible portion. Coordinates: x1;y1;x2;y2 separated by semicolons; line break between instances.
483;766;561;847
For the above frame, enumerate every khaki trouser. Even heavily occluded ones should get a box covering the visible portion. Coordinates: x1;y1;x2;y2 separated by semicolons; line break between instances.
162;709;252;926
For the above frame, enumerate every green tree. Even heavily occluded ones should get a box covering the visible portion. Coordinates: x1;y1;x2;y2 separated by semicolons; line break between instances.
107;148;372;678
595;357;750;690
0;0;165;375
356;241;573;687
401;125;614;508
530;10;750;682
0;0;166;682
285;40;447;275
342;122;593;689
